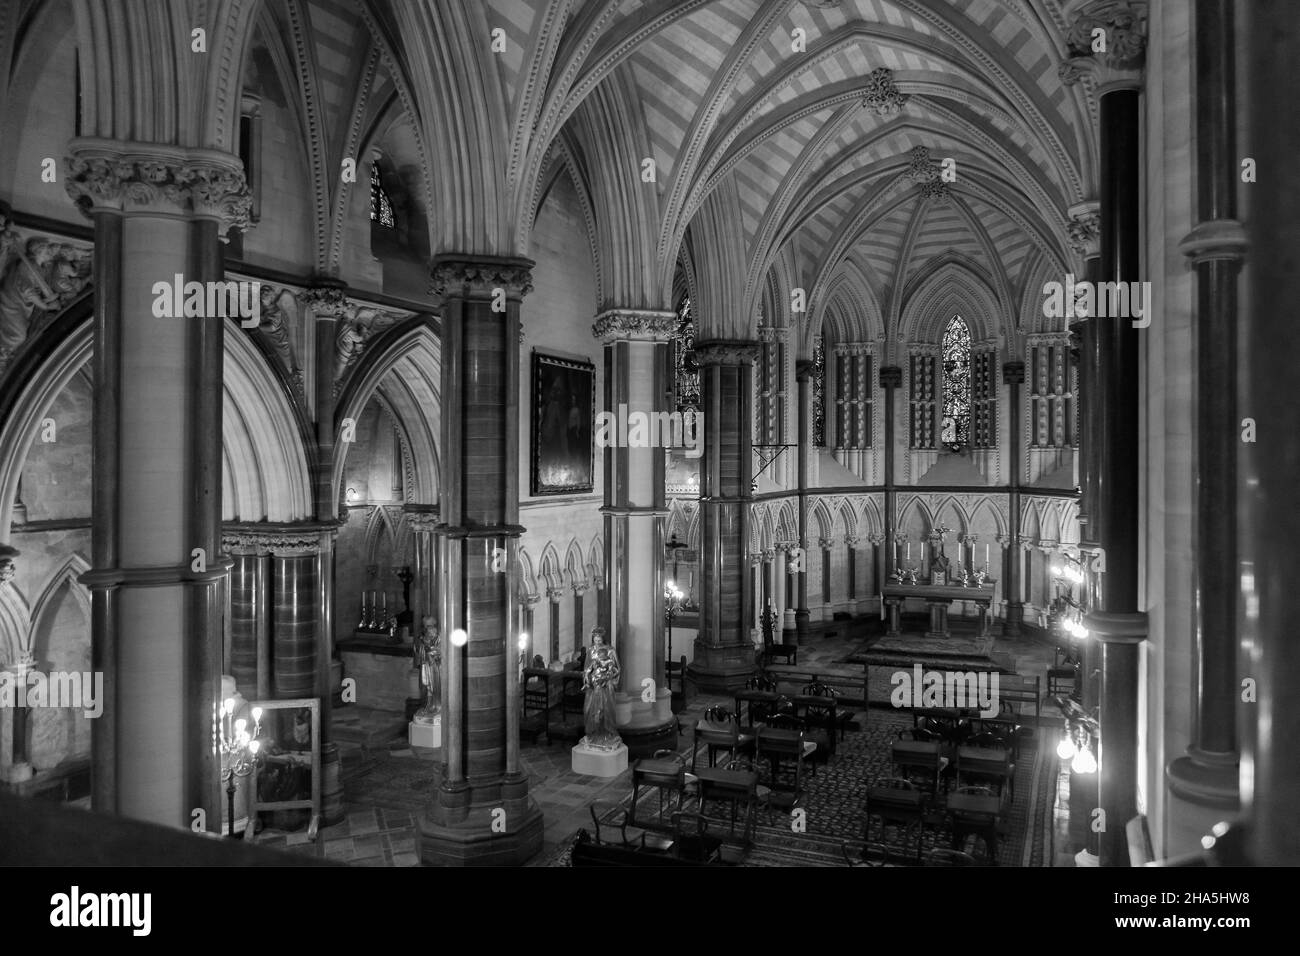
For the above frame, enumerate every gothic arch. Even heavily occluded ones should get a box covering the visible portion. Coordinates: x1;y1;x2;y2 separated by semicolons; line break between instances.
333;320;440;509
564;539;588;590
900;258;1003;348
0;580;31;665
28;553;92;649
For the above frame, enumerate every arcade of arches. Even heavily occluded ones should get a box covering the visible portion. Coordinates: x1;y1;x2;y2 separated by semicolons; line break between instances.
0;0;1295;868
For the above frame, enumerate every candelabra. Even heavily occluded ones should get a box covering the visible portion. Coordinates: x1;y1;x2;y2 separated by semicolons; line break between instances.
664;579;685;664
357;590;394;635
219;697;262;838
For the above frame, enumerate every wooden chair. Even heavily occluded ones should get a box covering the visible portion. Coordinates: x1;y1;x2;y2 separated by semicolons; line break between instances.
792;695;837;768
669;811;722;863
892;732;946;795
522;667;552;744
948;785;1001;863
803;680;854;738
864;778;928;864
587;801;673;853
755;726;807;824
842;842;892;867
691;706;755;773
692;757;760;844
629;750;690;829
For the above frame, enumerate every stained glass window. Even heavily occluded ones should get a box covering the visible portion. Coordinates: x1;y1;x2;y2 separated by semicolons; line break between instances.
370;162;395;228
673;297;699;411
812;335;825;447
941;315;971;449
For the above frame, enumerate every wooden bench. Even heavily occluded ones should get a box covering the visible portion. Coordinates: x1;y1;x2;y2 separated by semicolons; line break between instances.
761;666;869;719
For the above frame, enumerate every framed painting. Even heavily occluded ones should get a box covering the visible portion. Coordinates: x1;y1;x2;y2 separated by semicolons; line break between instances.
531;351;595;495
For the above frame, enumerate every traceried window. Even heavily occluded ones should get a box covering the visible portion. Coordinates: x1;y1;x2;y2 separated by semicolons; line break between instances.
673;296;700;411
370;161;395;228
941;315;971;450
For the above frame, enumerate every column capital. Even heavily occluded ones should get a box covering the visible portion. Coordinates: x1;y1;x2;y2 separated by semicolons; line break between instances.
403;506;441;535
1058;1;1147;93
222;522;338;556
591;309;677;342
1067;201;1102;258
694;340;760;365
64;138;252;233
429;255;534;300
1002;361;1026;386
879;365;903;389
817;536;836;550
845;535;861;548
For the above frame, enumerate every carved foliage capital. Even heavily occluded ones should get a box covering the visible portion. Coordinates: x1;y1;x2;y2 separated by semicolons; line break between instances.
1060;1;1147;87
65;141;251;231
591;309;677;342
694;340;760;366
430;257;534;300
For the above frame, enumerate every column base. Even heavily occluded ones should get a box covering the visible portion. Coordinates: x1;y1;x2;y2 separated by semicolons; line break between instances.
615;692;678;758
1002;602;1024;638
794;609;810;645
419;777;545;866
1165;750;1241;858
686;639;756;693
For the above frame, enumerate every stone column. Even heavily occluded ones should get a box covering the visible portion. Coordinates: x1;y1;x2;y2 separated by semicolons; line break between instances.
421;256;542;865
1165;0;1246;850
1067;204;1102;715
688;341;759;691
593;310;677;756
224;537;271;700
880;366;902;578
1241;0;1300;867
67;141;249;828
1002;362;1025;635
0;546;31;784
794;360;813;644
1062;3;1149;865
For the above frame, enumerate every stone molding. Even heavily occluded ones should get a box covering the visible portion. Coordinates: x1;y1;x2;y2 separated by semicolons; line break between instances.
222;523;336;556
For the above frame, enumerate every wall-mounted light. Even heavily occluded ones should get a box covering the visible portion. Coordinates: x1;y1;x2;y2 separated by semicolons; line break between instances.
346;487;358;502
450;628;468;647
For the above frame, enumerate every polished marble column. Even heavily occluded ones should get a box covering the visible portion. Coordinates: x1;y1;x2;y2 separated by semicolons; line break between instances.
420;256;542;865
689;341;759;691
67;141;249;828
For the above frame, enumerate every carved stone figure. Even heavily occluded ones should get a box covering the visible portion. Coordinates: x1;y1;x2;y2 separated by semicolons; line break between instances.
257;284;297;375
0;237;91;372
412;617;441;722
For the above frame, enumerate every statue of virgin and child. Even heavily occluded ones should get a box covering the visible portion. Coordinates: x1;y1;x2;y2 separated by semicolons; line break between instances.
580;626;622;751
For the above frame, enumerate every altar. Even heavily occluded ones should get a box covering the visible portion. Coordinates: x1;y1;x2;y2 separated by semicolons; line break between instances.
882;583;996;640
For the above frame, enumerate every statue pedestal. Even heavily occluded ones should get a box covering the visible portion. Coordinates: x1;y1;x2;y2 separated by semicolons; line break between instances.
571;739;628;778
408;715;441;749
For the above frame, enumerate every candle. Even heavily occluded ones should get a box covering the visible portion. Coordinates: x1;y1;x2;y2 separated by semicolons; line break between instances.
906;542;911;560
985;543;989;565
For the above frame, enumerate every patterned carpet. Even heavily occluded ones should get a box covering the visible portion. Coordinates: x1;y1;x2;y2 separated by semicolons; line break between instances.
549;709;1057;867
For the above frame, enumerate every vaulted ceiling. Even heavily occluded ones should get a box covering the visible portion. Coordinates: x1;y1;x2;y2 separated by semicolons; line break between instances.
1;0;1101;352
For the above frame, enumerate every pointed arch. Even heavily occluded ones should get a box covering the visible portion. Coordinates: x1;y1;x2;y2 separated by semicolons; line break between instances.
516;547;540;604
0;582;31;665
564;539;588;590
29;554;92;641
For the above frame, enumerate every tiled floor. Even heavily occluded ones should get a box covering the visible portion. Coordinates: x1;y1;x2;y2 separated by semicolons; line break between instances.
254;620;1067;865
